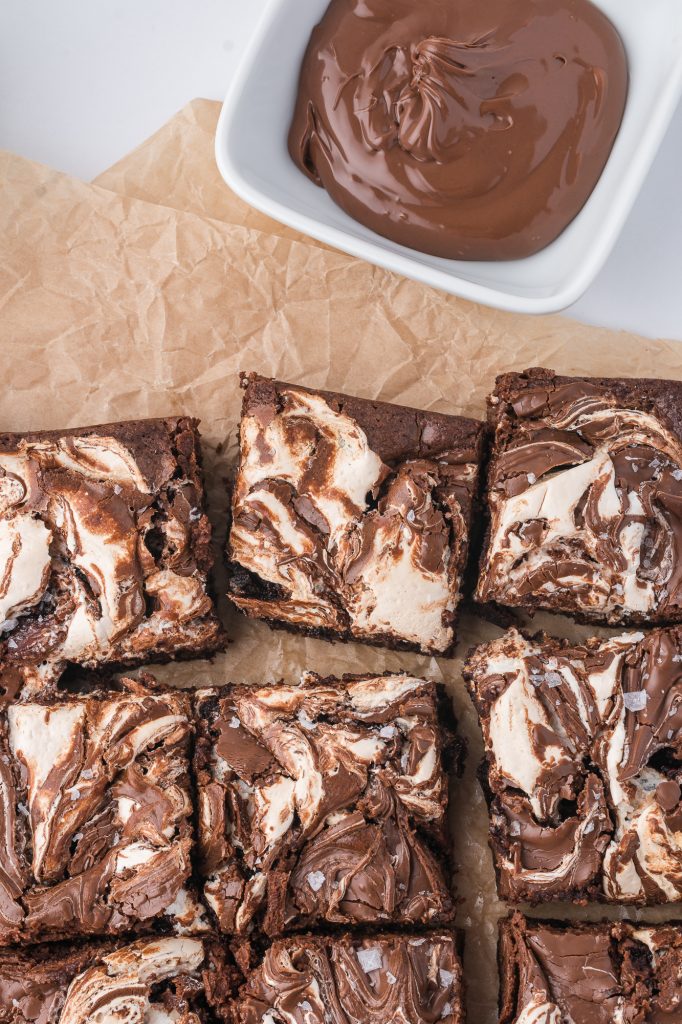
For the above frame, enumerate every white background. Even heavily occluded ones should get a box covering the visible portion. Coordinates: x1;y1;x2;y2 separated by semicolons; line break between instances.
2;0;681;341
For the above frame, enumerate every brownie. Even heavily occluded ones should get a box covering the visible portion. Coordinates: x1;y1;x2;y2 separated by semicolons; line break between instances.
476;367;682;626
500;912;682;1024
464;626;682;905
226;373;484;656
194;672;459;935
0;416;224;688
234;932;464;1024
0;935;236;1024
0;674;208;945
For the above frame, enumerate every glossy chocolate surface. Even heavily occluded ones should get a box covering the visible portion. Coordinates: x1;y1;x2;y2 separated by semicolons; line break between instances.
289;0;627;260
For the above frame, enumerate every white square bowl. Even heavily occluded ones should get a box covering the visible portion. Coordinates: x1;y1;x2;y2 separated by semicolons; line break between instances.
216;0;682;315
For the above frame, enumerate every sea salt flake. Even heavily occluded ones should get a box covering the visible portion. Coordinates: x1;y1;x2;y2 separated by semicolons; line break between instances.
509;820;521;837
441;1003;452;1019
673;654;682;663
229;716;241;729
357;948;383;974
386;972;397;985
623;690;648;713
439;969;454;988
306;871;326;893
583;821;595;835
527;473;537;485
673;469;682;481
546;671;563;688
298;1002;313;1014
379;725;396;739
406;509;416;523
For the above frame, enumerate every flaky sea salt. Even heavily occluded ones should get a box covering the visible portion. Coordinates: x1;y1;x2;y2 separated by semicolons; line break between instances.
379;725;397;739
229;717;241;729
386;972;397;985
441;1003;452;1019
623;690;648;713
546;671;563;688
306;871;326;892
298;1002;313;1013
583;821;595;835
357;948;383;973
439;969;454;988
509;820;521;837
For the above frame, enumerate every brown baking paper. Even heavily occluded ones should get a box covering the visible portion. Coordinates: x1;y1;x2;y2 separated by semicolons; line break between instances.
1;100;682;1022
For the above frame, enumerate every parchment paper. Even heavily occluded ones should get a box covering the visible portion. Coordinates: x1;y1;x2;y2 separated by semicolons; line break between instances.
2;100;682;1021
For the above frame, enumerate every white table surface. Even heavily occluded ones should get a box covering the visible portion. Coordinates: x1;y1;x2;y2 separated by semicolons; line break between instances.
2;0;681;341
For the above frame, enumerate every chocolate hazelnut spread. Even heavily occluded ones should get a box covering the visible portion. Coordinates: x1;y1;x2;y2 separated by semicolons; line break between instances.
289;0;628;260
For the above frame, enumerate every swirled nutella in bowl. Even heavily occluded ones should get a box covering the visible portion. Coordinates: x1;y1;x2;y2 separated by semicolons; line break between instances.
288;0;628;260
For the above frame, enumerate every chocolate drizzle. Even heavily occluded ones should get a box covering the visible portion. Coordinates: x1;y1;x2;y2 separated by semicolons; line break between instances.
289;0;627;260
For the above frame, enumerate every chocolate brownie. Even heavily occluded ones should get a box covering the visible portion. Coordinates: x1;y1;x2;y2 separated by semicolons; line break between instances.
194;672;459;935
500;912;682;1024
234;932;464;1024
227;373;484;656
0;416;224;688
465;626;682;904
0;674;208;944
476;367;682;626
0;935;235;1024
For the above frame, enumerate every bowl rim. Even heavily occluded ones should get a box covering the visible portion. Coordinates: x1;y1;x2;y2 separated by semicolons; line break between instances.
215;0;682;316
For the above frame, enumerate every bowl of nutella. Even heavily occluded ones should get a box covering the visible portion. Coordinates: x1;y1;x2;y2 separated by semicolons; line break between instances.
216;0;682;314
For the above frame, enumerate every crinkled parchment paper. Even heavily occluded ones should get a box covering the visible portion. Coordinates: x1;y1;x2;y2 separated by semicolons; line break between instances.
1;99;681;1021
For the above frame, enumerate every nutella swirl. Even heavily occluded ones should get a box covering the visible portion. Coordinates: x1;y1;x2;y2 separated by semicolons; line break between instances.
289;0;627;260
194;673;455;934
0;678;206;944
478;371;682;625
0;419;222;689
229;375;481;655
466;627;682;904
501;914;682;1024
237;934;463;1024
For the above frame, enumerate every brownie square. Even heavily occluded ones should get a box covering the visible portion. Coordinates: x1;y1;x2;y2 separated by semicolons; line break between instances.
464;625;682;905
0;416;224;687
227;373;484;656
0;935;235;1024
0;675;207;944
500;912;682;1024
234;932;464;1024
476;367;682;626
194;672;459;935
